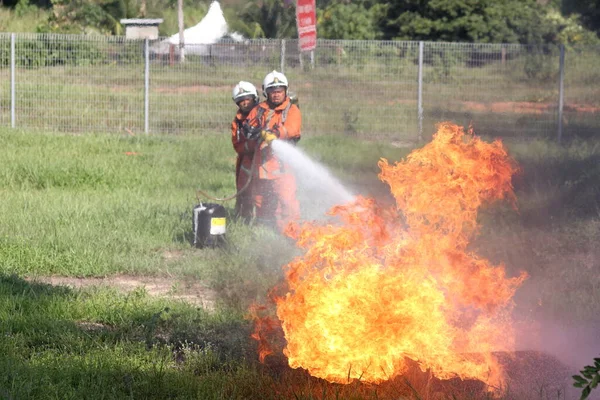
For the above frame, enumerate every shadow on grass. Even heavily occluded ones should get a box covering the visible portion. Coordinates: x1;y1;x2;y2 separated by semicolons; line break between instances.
1;343;279;400
1;273;73;297
0;274;79;347
0;274;261;399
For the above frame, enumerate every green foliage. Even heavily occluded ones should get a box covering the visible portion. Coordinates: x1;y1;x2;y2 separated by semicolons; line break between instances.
157;3;209;37
562;0;600;37
522;45;559;83
15;0;38;17
427;50;460;83
545;9;600;45
236;0;297;39
380;0;565;44
0;36;143;67
3;0;600;46
0;6;50;32
573;357;600;400
45;0;129;34
317;0;385;40
41;0;207;34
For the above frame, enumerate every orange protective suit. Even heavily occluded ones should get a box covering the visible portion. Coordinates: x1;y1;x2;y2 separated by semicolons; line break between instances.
231;109;258;220
246;97;301;231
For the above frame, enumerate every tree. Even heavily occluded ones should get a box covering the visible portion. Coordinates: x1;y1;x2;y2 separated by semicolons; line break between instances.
545;9;600;45
379;0;558;44
41;0;202;34
317;0;385;40
562;0;600;36
45;0;128;34
237;0;296;38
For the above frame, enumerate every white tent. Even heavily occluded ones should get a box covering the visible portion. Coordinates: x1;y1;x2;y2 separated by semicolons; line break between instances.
153;1;244;55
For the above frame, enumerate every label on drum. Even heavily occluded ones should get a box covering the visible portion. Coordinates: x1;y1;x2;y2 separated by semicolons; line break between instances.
210;217;226;235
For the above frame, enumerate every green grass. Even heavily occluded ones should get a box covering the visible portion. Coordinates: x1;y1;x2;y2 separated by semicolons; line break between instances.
0;128;408;286
0;131;231;277
0;275;274;399
0;127;599;399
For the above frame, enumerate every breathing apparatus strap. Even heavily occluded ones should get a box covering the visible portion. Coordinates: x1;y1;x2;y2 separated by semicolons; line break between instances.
235;117;244;141
281;101;291;124
265;109;275;126
255;107;265;124
255;100;292;129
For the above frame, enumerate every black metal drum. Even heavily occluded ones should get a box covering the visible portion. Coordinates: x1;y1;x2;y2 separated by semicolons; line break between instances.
192;203;227;248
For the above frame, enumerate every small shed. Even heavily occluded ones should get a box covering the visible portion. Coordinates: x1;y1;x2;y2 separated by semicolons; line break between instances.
120;19;164;40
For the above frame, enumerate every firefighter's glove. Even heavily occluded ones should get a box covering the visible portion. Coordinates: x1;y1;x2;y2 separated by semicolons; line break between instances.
261;129;278;145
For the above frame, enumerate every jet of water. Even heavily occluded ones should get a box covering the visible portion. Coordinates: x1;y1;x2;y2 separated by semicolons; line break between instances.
271;140;355;221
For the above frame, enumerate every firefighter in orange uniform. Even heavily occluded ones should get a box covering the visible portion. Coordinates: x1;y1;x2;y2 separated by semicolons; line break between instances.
231;81;259;220
245;70;301;231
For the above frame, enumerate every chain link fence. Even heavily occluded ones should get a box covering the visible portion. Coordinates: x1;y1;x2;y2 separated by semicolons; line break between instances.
0;33;598;141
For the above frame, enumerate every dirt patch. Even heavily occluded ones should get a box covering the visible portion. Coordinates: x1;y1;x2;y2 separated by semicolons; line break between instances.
28;275;217;310
109;84;231;94
374;98;600;114
462;101;600;114
76;321;113;332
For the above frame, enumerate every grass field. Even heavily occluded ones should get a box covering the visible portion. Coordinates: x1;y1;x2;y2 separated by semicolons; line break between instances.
0;126;599;399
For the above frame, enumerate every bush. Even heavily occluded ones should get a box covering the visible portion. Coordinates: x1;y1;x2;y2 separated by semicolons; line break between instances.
523;44;559;83
0;34;145;68
573;357;600;400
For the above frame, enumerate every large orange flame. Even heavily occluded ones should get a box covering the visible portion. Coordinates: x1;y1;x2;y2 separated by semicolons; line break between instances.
251;123;528;388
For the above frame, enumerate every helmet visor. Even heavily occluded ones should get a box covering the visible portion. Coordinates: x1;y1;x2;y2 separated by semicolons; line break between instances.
265;85;286;93
235;94;255;104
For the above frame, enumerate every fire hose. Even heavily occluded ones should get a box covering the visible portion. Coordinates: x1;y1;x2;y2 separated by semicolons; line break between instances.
195;129;278;203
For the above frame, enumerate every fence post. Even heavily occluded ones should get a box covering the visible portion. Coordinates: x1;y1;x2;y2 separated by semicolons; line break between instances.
557;44;565;143
10;33;15;129
144;38;150;134
417;41;424;142
280;39;286;73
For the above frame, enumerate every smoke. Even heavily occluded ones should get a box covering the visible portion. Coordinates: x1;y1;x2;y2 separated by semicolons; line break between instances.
271;140;355;221
511;316;600;399
514;287;600;369
503;259;600;398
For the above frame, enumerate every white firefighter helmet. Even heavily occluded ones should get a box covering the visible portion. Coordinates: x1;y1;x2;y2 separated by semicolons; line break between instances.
232;81;258;103
262;70;288;95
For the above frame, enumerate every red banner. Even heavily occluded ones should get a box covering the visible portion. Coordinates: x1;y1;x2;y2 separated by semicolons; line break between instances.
296;0;316;52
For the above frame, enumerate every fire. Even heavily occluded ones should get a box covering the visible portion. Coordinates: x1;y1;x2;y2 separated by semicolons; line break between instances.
251;123;528;388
